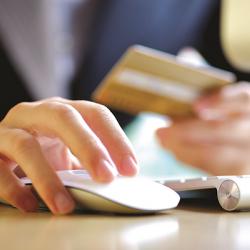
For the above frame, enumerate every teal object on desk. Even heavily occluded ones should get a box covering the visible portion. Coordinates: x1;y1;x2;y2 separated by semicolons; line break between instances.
124;113;206;179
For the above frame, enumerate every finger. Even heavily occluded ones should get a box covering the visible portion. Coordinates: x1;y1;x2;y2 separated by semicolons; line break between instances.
156;123;250;175
160;138;250;175
37;136;73;171
156;118;250;146
194;83;250;118
3;102;117;182
0;159;38;212
0;126;75;214
58;100;138;176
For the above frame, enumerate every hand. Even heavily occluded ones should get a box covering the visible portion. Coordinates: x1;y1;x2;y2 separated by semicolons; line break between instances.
0;98;138;214
156;83;250;175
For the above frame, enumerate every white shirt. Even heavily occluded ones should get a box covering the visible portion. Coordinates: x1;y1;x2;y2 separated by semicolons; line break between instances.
0;0;96;99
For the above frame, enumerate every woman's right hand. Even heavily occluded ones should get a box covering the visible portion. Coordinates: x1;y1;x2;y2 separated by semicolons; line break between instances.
0;97;138;214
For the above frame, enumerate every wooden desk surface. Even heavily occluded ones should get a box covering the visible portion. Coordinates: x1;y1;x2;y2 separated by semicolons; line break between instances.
0;200;249;250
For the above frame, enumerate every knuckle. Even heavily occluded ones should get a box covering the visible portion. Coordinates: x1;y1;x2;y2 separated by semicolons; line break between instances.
91;104;114;121
38;102;77;121
53;104;73;118
94;104;111;115
54;106;78;122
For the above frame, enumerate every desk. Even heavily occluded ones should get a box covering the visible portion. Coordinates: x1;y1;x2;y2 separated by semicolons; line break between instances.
1;115;248;250
0;200;250;250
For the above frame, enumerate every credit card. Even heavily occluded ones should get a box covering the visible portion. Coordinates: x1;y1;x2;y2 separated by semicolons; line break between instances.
92;45;236;116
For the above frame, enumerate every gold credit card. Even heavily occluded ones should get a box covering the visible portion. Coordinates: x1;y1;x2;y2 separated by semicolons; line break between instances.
92;45;236;117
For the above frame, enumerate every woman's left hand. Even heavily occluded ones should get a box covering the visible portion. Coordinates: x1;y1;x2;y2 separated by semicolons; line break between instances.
156;83;250;175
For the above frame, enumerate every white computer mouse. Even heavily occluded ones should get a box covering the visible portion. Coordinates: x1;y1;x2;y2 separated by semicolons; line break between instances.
20;170;179;214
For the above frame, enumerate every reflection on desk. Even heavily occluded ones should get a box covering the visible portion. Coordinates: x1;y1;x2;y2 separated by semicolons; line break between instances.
0;201;250;250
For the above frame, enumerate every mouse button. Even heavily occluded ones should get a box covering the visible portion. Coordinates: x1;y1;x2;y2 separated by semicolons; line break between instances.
57;170;90;179
94;177;180;211
56;170;91;185
68;170;89;175
60;177;110;195
68;188;142;214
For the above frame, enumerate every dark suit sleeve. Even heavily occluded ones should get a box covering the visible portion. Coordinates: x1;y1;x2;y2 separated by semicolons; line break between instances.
0;39;33;120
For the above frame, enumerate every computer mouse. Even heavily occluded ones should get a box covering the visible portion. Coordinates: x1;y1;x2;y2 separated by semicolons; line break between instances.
21;170;180;214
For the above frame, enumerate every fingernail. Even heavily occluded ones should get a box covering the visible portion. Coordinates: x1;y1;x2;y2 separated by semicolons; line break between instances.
54;192;75;214
121;156;139;176
95;159;116;182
